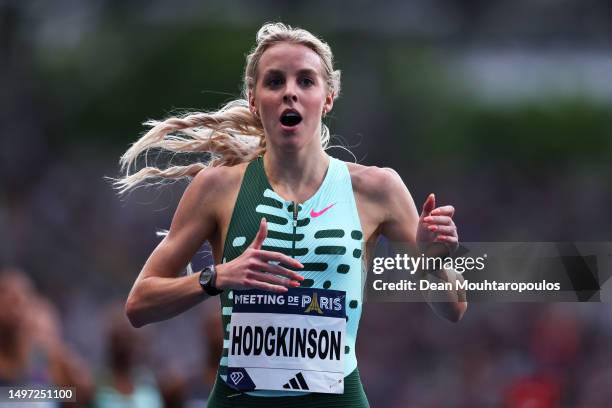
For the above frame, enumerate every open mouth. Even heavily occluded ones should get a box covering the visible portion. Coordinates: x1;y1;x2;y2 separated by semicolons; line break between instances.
280;109;303;127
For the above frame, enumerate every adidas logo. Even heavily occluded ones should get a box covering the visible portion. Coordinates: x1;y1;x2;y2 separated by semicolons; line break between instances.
282;372;309;390
229;372;244;385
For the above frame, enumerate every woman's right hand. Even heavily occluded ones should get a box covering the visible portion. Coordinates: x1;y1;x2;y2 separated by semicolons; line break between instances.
215;218;304;293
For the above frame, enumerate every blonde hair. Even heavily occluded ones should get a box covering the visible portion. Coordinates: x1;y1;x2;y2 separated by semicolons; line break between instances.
115;22;341;194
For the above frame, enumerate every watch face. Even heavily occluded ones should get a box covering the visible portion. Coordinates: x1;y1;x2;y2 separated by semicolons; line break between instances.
200;268;212;286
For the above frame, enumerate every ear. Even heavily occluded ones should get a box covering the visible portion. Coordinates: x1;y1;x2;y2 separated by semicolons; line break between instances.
323;91;335;117
248;90;257;116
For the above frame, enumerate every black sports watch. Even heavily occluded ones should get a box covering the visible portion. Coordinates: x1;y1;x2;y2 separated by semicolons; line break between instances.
199;265;223;296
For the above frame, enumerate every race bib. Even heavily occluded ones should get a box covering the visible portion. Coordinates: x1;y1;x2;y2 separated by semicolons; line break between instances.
227;287;346;394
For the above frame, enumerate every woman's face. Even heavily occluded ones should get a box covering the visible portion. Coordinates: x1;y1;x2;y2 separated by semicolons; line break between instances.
250;42;334;151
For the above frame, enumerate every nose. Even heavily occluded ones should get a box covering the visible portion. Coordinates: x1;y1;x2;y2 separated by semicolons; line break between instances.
283;94;297;103
283;84;298;103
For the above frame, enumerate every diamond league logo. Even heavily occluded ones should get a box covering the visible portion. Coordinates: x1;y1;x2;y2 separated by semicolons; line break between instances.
230;371;244;385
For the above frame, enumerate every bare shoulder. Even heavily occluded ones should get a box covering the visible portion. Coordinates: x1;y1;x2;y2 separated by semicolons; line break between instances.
190;162;248;195
344;162;408;242
177;161;249;222
346;162;405;201
345;162;419;243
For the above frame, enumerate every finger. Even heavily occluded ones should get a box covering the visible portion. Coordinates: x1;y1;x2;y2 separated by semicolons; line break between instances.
422;215;453;225
256;261;305;281
249;218;268;249
255;249;304;269
427;225;457;235
245;279;288;293
420;193;436;217
434;235;458;244
248;271;300;288
430;205;455;217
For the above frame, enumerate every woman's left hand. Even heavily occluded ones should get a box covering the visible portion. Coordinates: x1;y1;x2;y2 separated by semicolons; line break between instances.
417;193;459;255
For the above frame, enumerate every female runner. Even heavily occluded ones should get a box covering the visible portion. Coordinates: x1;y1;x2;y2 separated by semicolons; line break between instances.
118;22;466;407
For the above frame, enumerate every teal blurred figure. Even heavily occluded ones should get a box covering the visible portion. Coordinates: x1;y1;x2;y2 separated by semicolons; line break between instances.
93;305;162;408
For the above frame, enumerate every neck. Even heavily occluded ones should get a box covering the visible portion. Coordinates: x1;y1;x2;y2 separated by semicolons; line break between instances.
263;142;329;202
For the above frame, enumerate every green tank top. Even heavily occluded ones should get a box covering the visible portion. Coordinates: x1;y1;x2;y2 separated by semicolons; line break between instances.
208;155;369;407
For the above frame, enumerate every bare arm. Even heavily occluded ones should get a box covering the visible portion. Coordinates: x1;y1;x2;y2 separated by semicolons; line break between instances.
125;167;305;328
125;168;223;328
378;168;467;322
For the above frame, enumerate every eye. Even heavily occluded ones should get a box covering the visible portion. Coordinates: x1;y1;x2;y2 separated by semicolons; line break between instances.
265;76;284;88
299;77;315;87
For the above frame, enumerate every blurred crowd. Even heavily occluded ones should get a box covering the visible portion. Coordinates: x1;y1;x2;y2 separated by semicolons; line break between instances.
2;1;612;407
0;141;610;408
359;301;612;407
3;264;612;407
0;267;222;408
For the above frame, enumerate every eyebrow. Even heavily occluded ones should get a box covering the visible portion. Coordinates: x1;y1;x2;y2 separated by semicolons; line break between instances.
262;68;319;77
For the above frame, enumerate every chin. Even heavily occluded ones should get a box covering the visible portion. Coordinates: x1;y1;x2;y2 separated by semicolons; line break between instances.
271;130;301;146
267;125;318;151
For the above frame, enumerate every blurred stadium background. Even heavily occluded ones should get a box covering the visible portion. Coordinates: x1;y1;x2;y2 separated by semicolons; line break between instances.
1;0;612;406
